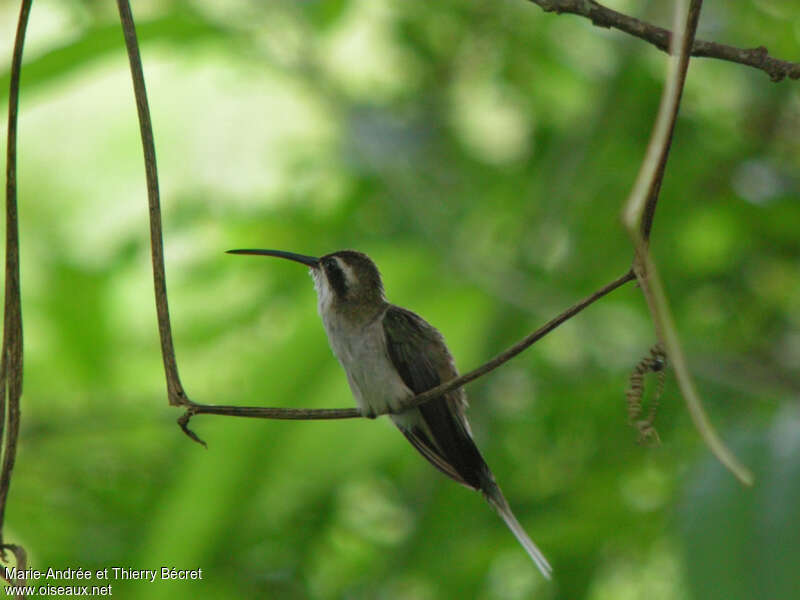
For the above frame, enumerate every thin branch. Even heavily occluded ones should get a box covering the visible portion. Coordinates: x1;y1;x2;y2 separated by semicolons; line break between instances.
624;0;700;241
0;543;26;598
177;269;635;437
635;252;754;487
178;405;360;447
528;0;800;82
0;0;32;564
116;0;188;407
637;0;702;242
622;0;753;486
396;268;635;412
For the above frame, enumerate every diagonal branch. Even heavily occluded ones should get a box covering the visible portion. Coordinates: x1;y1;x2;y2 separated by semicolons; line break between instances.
396;269;635;411
528;0;800;82
622;0;753;486
0;0;32;567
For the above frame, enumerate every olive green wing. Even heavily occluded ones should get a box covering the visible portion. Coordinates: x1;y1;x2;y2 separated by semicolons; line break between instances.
382;305;490;491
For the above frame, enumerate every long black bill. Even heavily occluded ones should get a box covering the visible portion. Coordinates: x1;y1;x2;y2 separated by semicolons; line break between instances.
226;249;319;268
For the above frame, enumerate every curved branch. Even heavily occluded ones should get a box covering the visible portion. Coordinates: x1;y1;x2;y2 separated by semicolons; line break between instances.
117;0;751;469
624;0;700;241
529;0;800;82
0;0;32;560
116;0;188;406
116;0;637;446
177;269;635;439
622;0;753;486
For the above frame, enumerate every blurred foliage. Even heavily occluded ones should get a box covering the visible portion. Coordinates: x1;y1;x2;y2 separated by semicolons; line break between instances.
0;0;798;598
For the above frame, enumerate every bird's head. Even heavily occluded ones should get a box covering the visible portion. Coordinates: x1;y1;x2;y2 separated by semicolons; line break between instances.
227;248;386;317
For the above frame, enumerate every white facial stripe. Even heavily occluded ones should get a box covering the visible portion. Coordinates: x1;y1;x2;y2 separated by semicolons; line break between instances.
333;256;357;289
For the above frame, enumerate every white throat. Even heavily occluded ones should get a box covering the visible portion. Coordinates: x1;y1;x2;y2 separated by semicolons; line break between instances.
311;267;333;318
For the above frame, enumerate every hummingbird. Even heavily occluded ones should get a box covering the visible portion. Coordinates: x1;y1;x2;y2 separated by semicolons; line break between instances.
228;248;552;578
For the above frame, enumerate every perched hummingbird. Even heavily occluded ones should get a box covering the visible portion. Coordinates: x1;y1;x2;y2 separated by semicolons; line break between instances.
228;248;552;578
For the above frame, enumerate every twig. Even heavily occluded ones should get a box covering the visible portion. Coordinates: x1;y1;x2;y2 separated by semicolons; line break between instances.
177;269;635;436
0;0;32;566
0;543;26;587
395;269;635;412
621;0;753;486
116;0;188;407
626;0;699;243
177;405;360;447
528;0;800;82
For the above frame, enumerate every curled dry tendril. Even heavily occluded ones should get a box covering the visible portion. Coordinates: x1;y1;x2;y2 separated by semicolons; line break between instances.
626;343;667;445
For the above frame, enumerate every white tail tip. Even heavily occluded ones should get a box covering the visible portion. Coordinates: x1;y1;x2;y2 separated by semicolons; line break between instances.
487;489;552;579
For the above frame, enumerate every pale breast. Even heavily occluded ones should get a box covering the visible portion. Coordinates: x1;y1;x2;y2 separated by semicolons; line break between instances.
321;312;412;416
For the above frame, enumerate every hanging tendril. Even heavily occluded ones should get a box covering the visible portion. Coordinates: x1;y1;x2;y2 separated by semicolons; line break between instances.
626;343;667;445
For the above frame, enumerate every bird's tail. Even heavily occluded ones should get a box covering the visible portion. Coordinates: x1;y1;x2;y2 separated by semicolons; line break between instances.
483;482;552;579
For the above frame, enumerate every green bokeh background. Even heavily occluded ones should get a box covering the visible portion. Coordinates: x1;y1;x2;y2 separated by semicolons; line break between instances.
1;0;799;598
